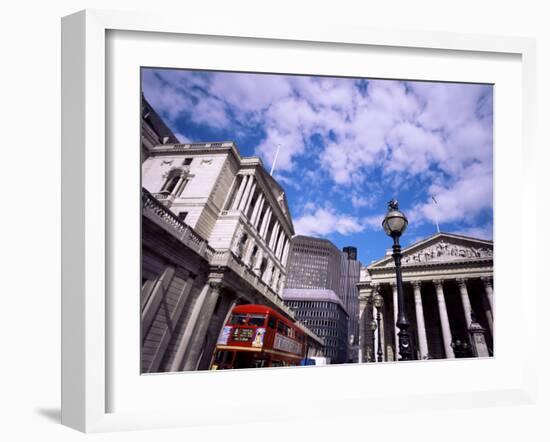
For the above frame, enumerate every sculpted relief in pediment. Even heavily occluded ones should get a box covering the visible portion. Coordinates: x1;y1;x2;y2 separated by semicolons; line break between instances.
384;240;493;267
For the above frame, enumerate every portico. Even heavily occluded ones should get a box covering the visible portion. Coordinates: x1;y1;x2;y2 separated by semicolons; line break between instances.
358;233;493;362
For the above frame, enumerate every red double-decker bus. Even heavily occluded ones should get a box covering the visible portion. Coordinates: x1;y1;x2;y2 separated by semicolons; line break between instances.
211;304;306;369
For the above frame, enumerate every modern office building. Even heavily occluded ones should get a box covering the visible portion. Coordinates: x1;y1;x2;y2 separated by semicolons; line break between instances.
340;246;361;362
282;288;349;364
285;235;342;294
283;235;351;363
357;232;493;363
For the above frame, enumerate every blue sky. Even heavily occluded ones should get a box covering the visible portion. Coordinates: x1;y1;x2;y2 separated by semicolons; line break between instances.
142;68;493;265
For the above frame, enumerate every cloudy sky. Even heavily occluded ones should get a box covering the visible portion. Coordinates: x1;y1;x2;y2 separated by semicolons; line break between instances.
142;68;493;265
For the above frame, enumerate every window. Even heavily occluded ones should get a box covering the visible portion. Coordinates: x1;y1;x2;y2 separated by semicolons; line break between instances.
163;174;180;193
178;212;188;221
183;158;193;165
277;321;290;336
229;314;247;325
176;178;189;196
248;314;266;327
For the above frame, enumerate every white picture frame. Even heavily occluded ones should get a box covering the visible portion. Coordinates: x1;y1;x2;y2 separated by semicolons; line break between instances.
61;9;537;433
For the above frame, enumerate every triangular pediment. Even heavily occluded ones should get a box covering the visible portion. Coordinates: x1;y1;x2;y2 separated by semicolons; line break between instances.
369;232;493;269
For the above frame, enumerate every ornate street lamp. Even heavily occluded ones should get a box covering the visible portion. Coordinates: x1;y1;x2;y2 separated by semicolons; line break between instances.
373;293;384;362
382;199;413;361
369;320;377;363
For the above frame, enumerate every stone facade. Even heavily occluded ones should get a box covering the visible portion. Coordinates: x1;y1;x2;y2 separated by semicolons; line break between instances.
141;140;322;373
357;233;493;363
142;141;294;297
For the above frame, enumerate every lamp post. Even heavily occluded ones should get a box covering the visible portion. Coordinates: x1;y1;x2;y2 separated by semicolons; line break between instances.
382;199;413;361
373;293;384;362
369;320;377;363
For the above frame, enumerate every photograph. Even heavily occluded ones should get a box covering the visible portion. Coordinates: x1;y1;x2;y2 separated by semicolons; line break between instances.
140;67;494;373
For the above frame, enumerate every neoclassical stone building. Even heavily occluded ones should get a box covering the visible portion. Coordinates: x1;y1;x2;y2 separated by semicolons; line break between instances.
141;140;322;373
357;233;493;362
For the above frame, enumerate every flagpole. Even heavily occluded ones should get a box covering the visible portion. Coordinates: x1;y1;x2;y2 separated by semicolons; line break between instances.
270;144;280;176
432;196;441;233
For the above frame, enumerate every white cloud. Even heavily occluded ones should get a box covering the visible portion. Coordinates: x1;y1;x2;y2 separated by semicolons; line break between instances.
411;162;493;226
294;206;364;236
362;214;384;230
351;193;377;209
143;69;493;236
452;223;493;240
209;72;292;112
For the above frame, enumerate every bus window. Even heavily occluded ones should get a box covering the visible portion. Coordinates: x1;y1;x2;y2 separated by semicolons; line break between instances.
268;316;277;329
248;314;266;327
229;314;247;325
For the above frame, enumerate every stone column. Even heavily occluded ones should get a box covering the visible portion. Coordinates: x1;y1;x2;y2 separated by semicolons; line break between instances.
479;278;494;336
182;281;223;371
259;207;272;238
358;292;369;363
457;278;473;329
230;175;248;210
269;222;280;250
170;281;219;371
173;174;185;196
391;282;399;360
412;281;429;360
281;240;290;267
434;279;454;359
250;195;265;227
276;237;286;261
272;229;282;256
243;183;257;215
250;192;263;225
238;175;254;211
275;231;285;258
482;277;494;313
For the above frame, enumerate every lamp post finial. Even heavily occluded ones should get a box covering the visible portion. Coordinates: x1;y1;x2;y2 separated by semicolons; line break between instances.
388;199;399;210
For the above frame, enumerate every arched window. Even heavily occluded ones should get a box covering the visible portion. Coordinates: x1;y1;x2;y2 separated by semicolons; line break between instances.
161;168;183;194
250;245;258;264
259;258;268;278
236;233;248;259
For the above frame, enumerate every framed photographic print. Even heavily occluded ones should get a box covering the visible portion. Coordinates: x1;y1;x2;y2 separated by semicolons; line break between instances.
61;9;537;433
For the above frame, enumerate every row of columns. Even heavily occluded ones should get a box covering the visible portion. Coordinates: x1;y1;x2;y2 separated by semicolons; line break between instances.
371;277;493;361
231;173;291;267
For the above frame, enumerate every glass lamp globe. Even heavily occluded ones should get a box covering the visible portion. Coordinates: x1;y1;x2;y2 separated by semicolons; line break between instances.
373;293;384;309
382;199;408;237
370;320;377;331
